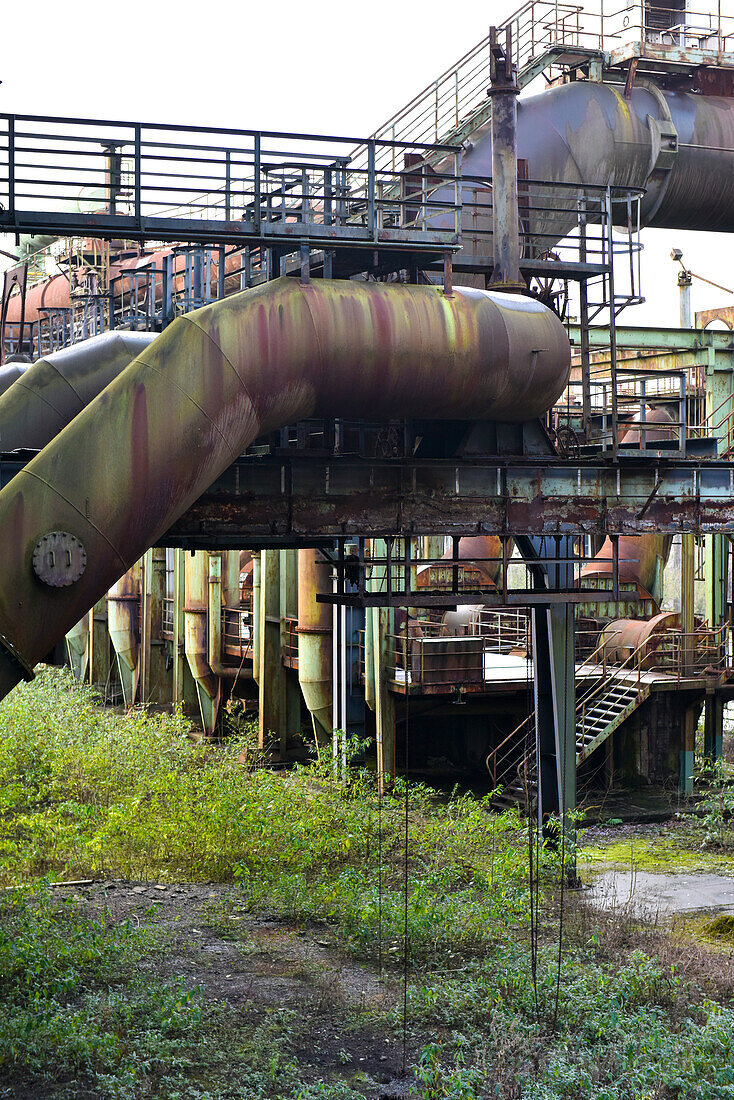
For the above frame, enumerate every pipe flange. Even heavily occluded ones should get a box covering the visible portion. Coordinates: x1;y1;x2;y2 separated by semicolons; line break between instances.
32;531;87;587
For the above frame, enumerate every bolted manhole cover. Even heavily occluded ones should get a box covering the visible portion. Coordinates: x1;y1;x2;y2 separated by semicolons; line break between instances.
32;532;87;587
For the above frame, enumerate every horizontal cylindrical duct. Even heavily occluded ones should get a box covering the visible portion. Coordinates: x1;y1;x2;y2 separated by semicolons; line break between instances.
0;277;570;698
428;81;734;258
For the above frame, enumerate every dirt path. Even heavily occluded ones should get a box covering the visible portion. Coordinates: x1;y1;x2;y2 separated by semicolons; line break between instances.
63;880;421;1099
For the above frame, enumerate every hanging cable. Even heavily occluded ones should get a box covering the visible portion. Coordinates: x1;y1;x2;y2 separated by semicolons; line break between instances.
525;638;540;1023
402;662;410;1077
377;706;383;981
552;606;570;1032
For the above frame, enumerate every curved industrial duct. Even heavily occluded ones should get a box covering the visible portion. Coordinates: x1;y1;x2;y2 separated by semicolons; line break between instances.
0;358;30;399
416;535;504;592
601;611;679;670
0;276;570;700
0;330;156;451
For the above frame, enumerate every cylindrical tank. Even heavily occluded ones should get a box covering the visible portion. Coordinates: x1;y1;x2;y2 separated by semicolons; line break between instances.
106;562;141;707
297;548;333;744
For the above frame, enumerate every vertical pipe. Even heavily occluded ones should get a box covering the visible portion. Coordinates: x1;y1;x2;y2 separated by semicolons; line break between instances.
488;27;522;291
7;116;15;221
184;551;220;735
251;552;261;683
679;271;692;328
579;195;592;440
606;188;619;456
107;561;141;708
134;124;142;230
367;141;376;240
297;548;333;750
172;548;186;707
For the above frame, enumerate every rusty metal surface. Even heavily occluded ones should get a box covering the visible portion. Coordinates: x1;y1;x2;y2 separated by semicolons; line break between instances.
429;80;734;251
184;550;221;732
696;305;734;330
580;408;675;602
154;449;734;546
601;611;679;668
0;330;156;451
0;277;570;694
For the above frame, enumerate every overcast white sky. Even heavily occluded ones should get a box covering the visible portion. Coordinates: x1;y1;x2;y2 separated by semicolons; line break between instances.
1;0;732;327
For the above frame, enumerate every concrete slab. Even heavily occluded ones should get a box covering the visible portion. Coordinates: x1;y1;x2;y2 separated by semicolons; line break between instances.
586;869;734;917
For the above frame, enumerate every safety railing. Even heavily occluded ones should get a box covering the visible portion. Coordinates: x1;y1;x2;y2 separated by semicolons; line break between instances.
0;114;462;251
690;390;734;456
283;617;299;669
222;603;253;662
162;596;174;638
622;3;734;53
472;608;532;654
360;2;734;175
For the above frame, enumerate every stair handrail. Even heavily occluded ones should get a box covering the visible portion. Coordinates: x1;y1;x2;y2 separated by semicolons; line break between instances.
577;630;656;746
486;626;609;785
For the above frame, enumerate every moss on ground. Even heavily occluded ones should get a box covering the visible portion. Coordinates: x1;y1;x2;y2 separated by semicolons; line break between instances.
579;821;734;877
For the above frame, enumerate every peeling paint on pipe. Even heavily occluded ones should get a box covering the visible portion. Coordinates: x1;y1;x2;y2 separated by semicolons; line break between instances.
0;277;570;699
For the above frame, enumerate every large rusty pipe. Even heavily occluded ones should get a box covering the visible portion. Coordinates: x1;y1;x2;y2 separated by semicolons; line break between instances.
0;277;570;699
0;331;156;452
297;548;333;745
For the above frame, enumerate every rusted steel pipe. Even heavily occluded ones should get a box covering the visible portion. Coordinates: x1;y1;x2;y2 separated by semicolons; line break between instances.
65;611;90;682
488;26;522;291
601;612;678;670
0;331;155;452
0;277;570;699
430;81;734;259
297;548;333;745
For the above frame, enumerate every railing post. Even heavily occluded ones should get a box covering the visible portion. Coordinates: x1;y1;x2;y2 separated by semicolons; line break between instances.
224;150;231;221
7;115;15;222
367;140;376;239
253;133;261;234
134;124;142;231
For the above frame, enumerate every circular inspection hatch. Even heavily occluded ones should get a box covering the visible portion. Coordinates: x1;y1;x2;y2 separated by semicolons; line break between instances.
32;532;87;587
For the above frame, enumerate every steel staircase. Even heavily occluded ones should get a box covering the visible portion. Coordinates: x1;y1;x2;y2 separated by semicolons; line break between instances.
576;673;652;763
487;637;656;811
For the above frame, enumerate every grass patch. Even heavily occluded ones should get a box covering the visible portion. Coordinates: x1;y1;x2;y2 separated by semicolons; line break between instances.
1;669;734;1097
